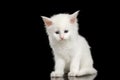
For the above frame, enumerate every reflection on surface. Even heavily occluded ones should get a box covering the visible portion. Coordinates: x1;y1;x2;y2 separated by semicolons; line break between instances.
51;73;97;80
68;74;97;80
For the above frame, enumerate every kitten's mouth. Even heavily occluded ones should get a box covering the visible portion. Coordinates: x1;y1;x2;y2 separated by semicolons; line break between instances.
60;39;66;41
61;38;64;40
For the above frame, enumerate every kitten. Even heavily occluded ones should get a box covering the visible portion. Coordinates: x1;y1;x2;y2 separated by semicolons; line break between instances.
41;10;97;77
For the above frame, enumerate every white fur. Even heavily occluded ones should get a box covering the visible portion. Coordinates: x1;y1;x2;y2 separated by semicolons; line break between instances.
41;11;97;77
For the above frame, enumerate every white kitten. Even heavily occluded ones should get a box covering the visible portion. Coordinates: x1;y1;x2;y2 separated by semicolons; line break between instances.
41;10;97;77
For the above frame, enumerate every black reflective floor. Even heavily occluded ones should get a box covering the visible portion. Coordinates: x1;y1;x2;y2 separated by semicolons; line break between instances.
51;74;97;80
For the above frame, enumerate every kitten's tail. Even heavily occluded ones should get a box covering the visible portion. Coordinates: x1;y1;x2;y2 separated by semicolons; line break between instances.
77;68;97;76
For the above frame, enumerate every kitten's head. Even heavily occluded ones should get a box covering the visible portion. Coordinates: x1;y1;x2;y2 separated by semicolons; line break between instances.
41;10;80;41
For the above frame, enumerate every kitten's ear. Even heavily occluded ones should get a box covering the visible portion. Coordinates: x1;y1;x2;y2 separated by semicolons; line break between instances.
70;10;80;24
41;16;52;27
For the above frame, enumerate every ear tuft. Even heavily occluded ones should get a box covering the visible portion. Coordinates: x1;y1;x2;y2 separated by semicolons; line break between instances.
70;10;80;24
71;10;80;18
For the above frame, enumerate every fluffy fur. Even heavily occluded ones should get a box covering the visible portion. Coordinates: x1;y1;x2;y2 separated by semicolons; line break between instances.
41;10;97;77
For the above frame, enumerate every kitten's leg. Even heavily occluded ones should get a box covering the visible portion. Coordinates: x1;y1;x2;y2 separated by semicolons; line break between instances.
68;54;80;76
51;56;65;77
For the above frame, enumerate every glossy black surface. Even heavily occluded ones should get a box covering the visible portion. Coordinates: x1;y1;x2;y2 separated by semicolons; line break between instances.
51;74;97;80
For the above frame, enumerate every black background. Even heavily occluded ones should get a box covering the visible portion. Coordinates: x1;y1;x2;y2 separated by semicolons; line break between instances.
11;1;117;80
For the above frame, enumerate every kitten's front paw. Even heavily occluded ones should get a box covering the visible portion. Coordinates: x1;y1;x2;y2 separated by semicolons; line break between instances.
51;71;64;77
68;71;79;77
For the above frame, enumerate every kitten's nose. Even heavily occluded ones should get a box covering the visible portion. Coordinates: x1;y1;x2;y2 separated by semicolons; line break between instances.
60;36;64;40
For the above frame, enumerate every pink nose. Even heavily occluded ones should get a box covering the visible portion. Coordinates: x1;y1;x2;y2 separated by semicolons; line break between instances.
60;36;64;40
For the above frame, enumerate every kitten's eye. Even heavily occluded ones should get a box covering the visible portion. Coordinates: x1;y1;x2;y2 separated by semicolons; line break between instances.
64;30;68;33
55;31;60;34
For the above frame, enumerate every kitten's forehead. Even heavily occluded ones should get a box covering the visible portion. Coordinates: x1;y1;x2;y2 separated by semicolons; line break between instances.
51;14;70;20
51;14;70;27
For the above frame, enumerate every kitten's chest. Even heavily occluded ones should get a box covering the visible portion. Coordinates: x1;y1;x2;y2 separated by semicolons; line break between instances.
57;45;72;54
54;41;72;52
52;42;74;60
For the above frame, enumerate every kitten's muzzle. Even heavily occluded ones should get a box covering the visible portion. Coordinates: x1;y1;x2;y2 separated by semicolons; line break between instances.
60;36;64;40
